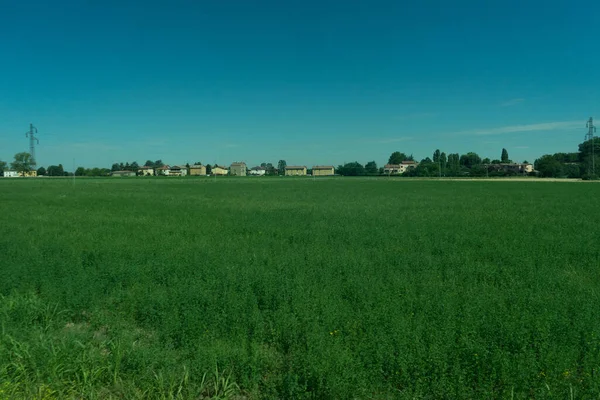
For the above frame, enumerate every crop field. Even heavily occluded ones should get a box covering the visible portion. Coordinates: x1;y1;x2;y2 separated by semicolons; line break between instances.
1;177;600;399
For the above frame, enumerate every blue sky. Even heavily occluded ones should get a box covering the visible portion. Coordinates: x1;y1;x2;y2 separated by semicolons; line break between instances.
1;0;598;168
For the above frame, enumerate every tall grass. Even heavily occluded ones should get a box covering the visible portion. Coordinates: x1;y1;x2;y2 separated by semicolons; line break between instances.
1;178;599;398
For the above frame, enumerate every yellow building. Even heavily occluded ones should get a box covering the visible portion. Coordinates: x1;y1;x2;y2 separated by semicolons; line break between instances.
285;166;307;176
212;165;229;175
18;170;37;177
189;164;207;176
312;166;335;176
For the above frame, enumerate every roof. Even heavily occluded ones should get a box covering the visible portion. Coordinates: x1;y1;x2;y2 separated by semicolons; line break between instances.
112;170;135;174
213;165;227;169
312;166;334;170
139;166;154;169
285;166;307;169
170;165;187;169
230;162;246;167
190;164;205;168
251;166;266;170
156;165;171;170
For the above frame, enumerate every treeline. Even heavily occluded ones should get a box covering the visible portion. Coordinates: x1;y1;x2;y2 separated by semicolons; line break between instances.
533;138;600;178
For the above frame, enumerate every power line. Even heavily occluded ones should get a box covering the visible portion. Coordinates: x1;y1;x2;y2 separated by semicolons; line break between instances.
585;117;596;176
25;123;39;168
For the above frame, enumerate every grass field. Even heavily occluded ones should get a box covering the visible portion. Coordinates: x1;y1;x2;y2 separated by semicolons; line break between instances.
1;177;600;399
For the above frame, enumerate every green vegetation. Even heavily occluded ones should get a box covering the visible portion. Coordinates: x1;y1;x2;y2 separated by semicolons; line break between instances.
1;178;600;398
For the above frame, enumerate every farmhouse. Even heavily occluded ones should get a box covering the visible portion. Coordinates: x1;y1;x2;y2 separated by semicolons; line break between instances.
285;166;307;176
19;171;37;177
487;163;534;174
111;170;136;177
230;162;247;176
384;161;417;175
156;165;171;176
212;165;228;175
138;166;155;176
170;165;188;176
249;166;266;176
312;166;335;176
189;164;206;176
3;170;18;178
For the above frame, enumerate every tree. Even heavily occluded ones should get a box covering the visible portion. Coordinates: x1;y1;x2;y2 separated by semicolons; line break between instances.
154;160;164;168
534;155;564;178
277;160;287;175
446;153;461;176
75;167;86;176
206;164;212;175
144;160;154;167
365;161;378;175
47;165;64;176
111;163;120;172
459;152;482;168
11;152;32;172
501;148;509;163
440;152;447;176
433;149;441;163
388;152;409;164
36;166;46;176
578;137;600;175
337;162;365;176
131;161;139;171
482;158;491;164
0;160;6;174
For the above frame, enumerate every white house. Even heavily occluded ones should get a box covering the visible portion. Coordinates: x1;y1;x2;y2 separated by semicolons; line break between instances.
3;170;18;178
249;166;266;176
383;161;418;175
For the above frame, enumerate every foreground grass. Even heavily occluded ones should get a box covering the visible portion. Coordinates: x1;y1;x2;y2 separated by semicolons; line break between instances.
1;177;599;398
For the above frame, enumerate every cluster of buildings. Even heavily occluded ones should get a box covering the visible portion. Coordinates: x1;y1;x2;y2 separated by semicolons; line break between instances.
111;163;336;177
2;170;37;177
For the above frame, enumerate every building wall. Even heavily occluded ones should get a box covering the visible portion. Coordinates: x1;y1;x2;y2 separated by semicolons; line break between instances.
285;168;307;176
230;165;246;176
189;166;206;175
312;168;334;176
139;168;154;176
3;171;18;177
212;167;228;175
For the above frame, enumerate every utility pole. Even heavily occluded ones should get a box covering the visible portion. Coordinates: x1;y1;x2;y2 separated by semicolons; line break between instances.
25;123;39;169
585;117;596;176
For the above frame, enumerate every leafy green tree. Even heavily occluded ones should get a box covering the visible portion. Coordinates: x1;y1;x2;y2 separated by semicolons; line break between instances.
501;148;509;163
36;166;46;176
206;164;212;175
131;161;139;171
482;158;491;164
578;137;600;174
446;153;461;176
459;152;482;168
388;152;409;164
0;160;6;174
563;163;582;179
365;161;378;175
154;160;164;168
440;152;447;176
144;160;154;167
277;160;287;175
337;162;365;176
47;165;64;176
75;167;86;176
534;155;564;177
111;163;120;171
491;159;501;164
11;152;32;172
433;149;441;163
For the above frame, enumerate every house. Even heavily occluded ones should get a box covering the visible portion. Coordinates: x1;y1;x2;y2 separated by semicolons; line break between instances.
248;166;266;176
384;161;418;175
487;163;534;175
138;166;155;176
212;165;228;175
189;164;207;176
156;165;171;176
170;165;188;176
19;171;37;177
230;162;247;176
111;170;136;177
312;166;335;176
285;166;307;176
3;170;18;178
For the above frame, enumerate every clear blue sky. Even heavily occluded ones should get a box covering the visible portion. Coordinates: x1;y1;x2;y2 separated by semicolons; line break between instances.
1;0;598;168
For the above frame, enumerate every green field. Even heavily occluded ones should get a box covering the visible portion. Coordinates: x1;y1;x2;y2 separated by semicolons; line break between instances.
1;178;600;399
